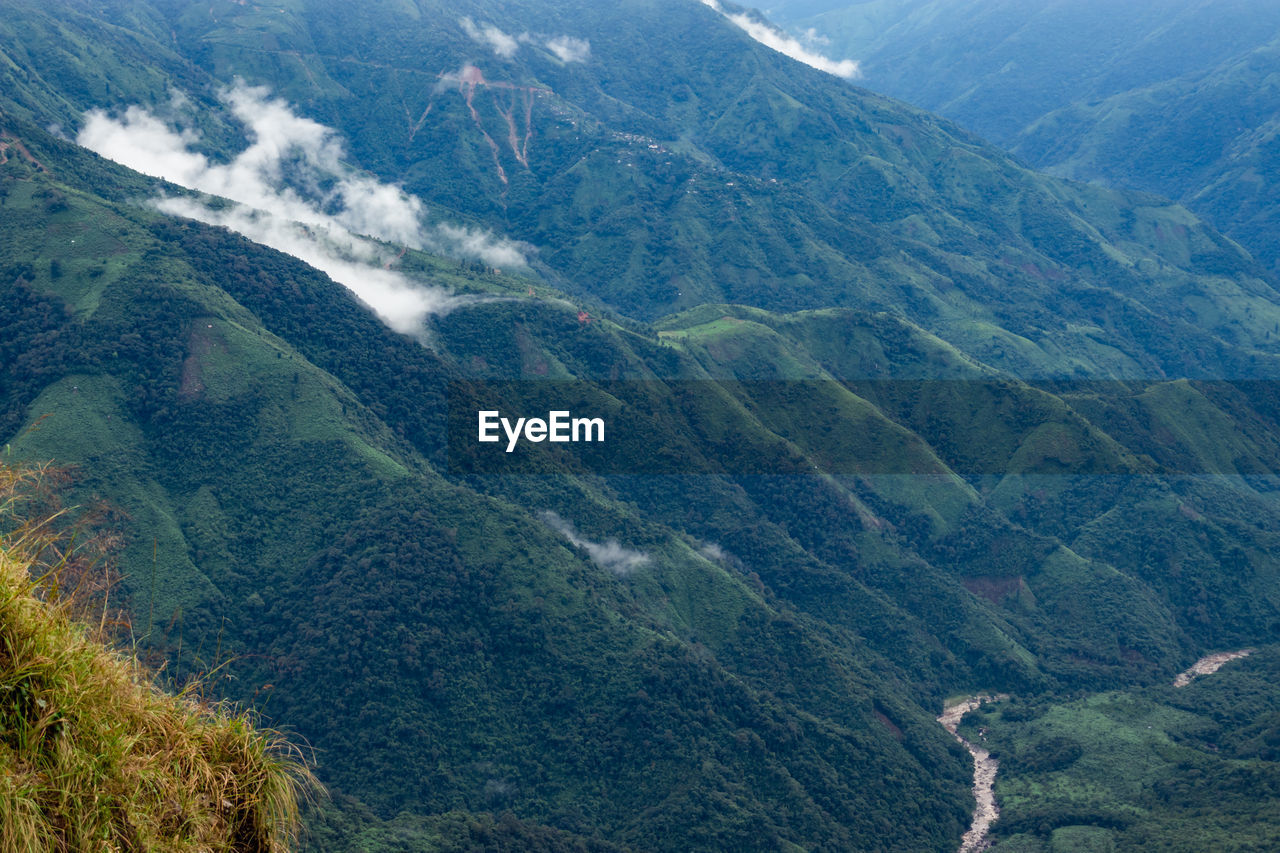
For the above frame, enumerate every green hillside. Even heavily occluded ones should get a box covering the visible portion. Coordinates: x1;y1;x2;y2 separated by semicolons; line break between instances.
6;0;1280;372
2;113;980;850
961;648;1280;851
3;0;1280;849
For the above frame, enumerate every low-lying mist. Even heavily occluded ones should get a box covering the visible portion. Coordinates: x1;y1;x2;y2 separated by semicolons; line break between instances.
79;82;527;334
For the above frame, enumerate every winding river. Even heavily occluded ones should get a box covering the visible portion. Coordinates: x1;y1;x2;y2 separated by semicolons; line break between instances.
939;694;1006;853
941;649;1255;851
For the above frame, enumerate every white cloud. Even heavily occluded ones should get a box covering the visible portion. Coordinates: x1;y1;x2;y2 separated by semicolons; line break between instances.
78;83;526;334
800;27;830;47
699;0;861;80
539;511;651;576
152;196;460;334
434;223;527;269
699;542;728;562
544;35;591;63
474;27;590;64
460;17;520;59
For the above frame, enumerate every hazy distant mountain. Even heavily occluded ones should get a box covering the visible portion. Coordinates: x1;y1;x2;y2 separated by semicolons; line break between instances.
768;0;1280;277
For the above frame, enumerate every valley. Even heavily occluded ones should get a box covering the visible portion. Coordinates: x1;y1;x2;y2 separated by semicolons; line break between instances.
942;650;1260;851
2;0;1280;850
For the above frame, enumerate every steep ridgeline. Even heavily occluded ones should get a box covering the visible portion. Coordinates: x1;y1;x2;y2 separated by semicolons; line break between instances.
3;114;978;852
3;1;1280;850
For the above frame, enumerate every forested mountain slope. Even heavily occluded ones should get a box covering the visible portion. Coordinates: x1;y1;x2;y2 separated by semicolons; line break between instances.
6;0;1280;373
3;1;1280;850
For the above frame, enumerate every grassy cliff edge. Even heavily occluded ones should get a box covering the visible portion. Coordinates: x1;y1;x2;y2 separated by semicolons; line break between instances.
0;463;314;852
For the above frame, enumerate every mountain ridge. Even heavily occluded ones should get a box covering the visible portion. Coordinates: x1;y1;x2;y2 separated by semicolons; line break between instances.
5;2;1280;850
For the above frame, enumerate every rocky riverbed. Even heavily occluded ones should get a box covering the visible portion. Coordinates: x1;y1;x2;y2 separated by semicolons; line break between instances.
939;694;1008;853
1174;649;1254;687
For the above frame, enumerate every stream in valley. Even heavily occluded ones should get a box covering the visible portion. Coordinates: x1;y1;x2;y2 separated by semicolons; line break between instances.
942;648;1255;851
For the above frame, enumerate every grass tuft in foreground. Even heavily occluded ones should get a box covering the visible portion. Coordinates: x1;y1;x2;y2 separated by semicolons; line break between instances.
0;462;317;852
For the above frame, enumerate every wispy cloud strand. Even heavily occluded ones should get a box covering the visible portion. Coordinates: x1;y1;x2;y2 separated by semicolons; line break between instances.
699;0;860;79
461;17;590;63
539;511;650;576
461;16;520;59
78;83;526;333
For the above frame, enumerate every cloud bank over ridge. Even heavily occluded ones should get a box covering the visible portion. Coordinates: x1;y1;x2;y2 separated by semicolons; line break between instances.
78;83;525;333
698;0;860;79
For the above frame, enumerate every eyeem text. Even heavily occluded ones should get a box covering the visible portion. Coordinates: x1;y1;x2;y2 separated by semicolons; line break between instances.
478;410;606;452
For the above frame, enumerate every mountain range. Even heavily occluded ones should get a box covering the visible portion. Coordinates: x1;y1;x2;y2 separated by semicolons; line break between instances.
767;0;1280;280
4;1;1280;850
